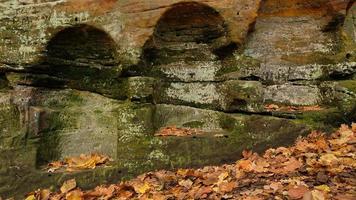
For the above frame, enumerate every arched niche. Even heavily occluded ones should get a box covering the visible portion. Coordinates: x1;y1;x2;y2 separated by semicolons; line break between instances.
43;24;119;78
140;2;237;73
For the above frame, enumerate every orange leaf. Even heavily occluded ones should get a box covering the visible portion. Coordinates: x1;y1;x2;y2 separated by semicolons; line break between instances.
288;185;309;199
219;182;237;193
237;160;253;172
242;150;253;159
66;189;83;200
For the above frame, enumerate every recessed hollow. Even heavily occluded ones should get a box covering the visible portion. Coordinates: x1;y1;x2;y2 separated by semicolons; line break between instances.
46;24;118;67
142;2;234;67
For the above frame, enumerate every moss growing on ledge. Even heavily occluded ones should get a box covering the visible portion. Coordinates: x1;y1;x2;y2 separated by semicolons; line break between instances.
295;108;346;132
337;80;356;94
216;54;261;78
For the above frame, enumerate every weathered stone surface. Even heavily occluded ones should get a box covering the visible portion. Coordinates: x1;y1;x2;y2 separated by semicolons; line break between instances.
154;104;237;132
327;61;356;78
155;82;224;110
125;77;156;101
343;2;356;47
152;61;222;82
264;84;322;106
0;0;262;67
155;80;264;112
223;80;264;112
0;92;24;150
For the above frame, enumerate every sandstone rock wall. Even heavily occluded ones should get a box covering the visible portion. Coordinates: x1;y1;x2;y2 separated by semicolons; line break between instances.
0;0;355;197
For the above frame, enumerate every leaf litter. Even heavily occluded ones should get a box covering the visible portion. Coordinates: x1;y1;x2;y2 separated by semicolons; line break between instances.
25;123;355;199
155;126;205;137
46;153;111;173
264;104;323;112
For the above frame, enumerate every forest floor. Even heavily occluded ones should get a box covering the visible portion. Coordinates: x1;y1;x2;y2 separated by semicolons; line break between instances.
24;123;356;200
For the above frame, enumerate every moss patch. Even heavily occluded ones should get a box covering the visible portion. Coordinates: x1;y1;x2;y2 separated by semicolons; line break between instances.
337;80;356;93
217;54;261;77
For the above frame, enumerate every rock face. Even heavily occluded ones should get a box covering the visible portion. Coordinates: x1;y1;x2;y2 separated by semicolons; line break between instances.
0;0;355;197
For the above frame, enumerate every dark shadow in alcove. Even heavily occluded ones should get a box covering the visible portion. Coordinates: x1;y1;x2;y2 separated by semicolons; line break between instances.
32;24;120;86
122;1;238;76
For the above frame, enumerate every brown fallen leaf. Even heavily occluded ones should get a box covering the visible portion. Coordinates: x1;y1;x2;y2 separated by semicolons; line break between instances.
25;123;356;200
236;160;253;172
269;182;283;192
84;185;117;199
334;194;356;200
178;179;193;189
288;185;310;199
219;182;237;193
264;104;323;112
60;179;77;193
319;153;338;166
46;153;111;173
66;153;110;171
155;126;204;137
310;190;325;200
242;150;253;159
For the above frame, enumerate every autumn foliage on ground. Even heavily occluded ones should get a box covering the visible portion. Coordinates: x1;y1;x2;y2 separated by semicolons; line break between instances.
24;124;355;200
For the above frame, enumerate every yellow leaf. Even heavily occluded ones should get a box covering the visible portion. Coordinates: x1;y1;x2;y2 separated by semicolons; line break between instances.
134;182;150;194
311;190;325;200
351;123;356;133
315;185;330;193
66;190;83;200
178;179;193;189
40;189;51;200
319;154;338;166
218;172;229;182
60;179;77;193
25;195;36;200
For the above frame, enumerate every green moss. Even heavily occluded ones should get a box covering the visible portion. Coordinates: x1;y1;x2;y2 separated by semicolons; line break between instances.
0;103;24;148
182;121;205;128
295;108;346;132
216;54;261;77
68;77;127;100
6;73;66;88
337;80;356;94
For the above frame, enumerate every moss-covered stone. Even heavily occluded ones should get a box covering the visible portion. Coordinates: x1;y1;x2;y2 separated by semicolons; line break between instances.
124;77;156;101
33;89;124;163
222;80;264;112
6;73;67;88
295;108;347;132
0;93;24;149
337;80;356;94
264;84;321;106
153;104;236;131
154;82;224;111
216;54;261;78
